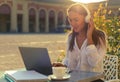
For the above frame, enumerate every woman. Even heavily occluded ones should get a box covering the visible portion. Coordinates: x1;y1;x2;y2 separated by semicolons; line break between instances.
53;3;106;82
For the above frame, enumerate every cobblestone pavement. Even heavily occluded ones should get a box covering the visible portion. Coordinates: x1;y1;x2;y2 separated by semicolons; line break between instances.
0;33;67;71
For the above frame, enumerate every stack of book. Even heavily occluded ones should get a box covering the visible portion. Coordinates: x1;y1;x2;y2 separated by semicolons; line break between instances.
4;70;48;82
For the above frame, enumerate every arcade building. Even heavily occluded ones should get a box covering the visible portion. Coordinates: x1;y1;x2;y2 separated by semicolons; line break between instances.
0;0;120;33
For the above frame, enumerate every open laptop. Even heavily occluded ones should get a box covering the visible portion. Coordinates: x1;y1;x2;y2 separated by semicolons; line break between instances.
19;47;53;76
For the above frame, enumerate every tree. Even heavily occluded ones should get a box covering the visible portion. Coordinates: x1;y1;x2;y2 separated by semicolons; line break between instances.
93;3;120;78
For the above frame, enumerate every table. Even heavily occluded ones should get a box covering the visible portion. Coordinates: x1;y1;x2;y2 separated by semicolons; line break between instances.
0;70;103;82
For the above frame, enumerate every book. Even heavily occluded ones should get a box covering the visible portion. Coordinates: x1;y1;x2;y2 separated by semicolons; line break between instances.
4;70;48;82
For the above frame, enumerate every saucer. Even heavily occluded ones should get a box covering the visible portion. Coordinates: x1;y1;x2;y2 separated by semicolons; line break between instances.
49;74;71;80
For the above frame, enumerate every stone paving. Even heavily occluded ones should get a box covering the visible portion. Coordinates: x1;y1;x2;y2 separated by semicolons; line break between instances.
0;33;67;71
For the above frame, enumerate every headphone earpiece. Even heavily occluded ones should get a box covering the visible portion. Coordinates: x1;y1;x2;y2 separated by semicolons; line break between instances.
85;15;91;23
81;4;91;23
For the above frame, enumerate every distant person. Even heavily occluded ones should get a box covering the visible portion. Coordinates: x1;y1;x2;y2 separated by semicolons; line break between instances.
53;3;106;82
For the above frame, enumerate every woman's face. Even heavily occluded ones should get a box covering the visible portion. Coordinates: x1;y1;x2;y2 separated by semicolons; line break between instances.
68;11;85;33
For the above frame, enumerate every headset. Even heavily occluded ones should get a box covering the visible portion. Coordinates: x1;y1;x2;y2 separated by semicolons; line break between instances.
81;4;91;23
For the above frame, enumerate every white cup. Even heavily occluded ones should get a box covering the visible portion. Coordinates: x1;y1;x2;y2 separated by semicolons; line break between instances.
52;67;67;78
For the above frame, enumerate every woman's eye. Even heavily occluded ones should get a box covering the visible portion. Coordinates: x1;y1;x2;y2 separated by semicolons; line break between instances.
68;18;80;23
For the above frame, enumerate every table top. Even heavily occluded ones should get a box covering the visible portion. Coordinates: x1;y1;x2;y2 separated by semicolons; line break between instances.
0;70;103;82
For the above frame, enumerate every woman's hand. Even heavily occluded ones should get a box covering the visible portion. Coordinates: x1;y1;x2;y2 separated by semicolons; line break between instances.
87;17;94;45
52;62;66;67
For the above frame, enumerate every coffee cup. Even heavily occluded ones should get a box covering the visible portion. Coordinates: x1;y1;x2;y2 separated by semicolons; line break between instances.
52;67;67;78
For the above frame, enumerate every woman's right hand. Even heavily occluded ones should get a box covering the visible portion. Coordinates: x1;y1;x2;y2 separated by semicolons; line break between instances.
52;62;66;67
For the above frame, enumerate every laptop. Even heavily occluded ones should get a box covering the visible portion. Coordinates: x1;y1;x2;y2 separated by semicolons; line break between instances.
19;47;53;76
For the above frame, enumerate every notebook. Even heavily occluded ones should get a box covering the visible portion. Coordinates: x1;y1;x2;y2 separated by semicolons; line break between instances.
5;70;48;82
19;47;53;76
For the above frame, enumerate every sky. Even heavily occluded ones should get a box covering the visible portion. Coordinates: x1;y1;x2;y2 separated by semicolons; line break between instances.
71;0;107;4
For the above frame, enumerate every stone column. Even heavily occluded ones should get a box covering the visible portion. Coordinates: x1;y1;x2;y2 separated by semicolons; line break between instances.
22;1;29;32
11;0;17;32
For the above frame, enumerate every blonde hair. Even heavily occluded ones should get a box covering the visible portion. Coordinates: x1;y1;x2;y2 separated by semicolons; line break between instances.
67;3;89;16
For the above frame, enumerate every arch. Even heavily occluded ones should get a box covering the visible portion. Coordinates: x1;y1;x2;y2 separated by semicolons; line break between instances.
29;8;36;32
57;11;64;25
49;10;55;32
0;4;11;14
39;9;46;32
0;4;11;32
39;7;47;14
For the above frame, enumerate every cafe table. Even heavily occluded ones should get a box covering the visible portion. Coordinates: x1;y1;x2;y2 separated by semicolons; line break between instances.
0;70;103;82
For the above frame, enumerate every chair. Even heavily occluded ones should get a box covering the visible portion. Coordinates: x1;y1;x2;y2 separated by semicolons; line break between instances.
103;55;120;82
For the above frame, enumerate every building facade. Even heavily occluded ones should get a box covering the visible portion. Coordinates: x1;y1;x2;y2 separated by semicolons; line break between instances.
0;0;68;33
0;0;120;33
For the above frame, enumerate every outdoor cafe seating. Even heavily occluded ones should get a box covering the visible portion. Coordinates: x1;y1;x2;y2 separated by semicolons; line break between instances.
0;53;120;82
103;55;120;82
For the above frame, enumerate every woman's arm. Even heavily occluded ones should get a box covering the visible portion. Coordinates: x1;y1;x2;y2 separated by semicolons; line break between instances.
85;38;106;67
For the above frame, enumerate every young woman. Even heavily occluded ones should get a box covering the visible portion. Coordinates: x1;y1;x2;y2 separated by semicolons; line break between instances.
53;3;106;82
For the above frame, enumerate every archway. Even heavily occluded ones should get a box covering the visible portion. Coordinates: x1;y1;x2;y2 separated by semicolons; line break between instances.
17;14;22;32
0;4;11;32
58;11;63;26
29;8;36;32
39;9;46;32
49;10;55;32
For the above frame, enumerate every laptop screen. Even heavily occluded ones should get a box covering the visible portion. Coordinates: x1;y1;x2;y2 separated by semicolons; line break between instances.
19;47;52;76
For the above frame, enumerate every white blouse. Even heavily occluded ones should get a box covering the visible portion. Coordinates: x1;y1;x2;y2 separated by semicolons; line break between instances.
63;35;106;73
